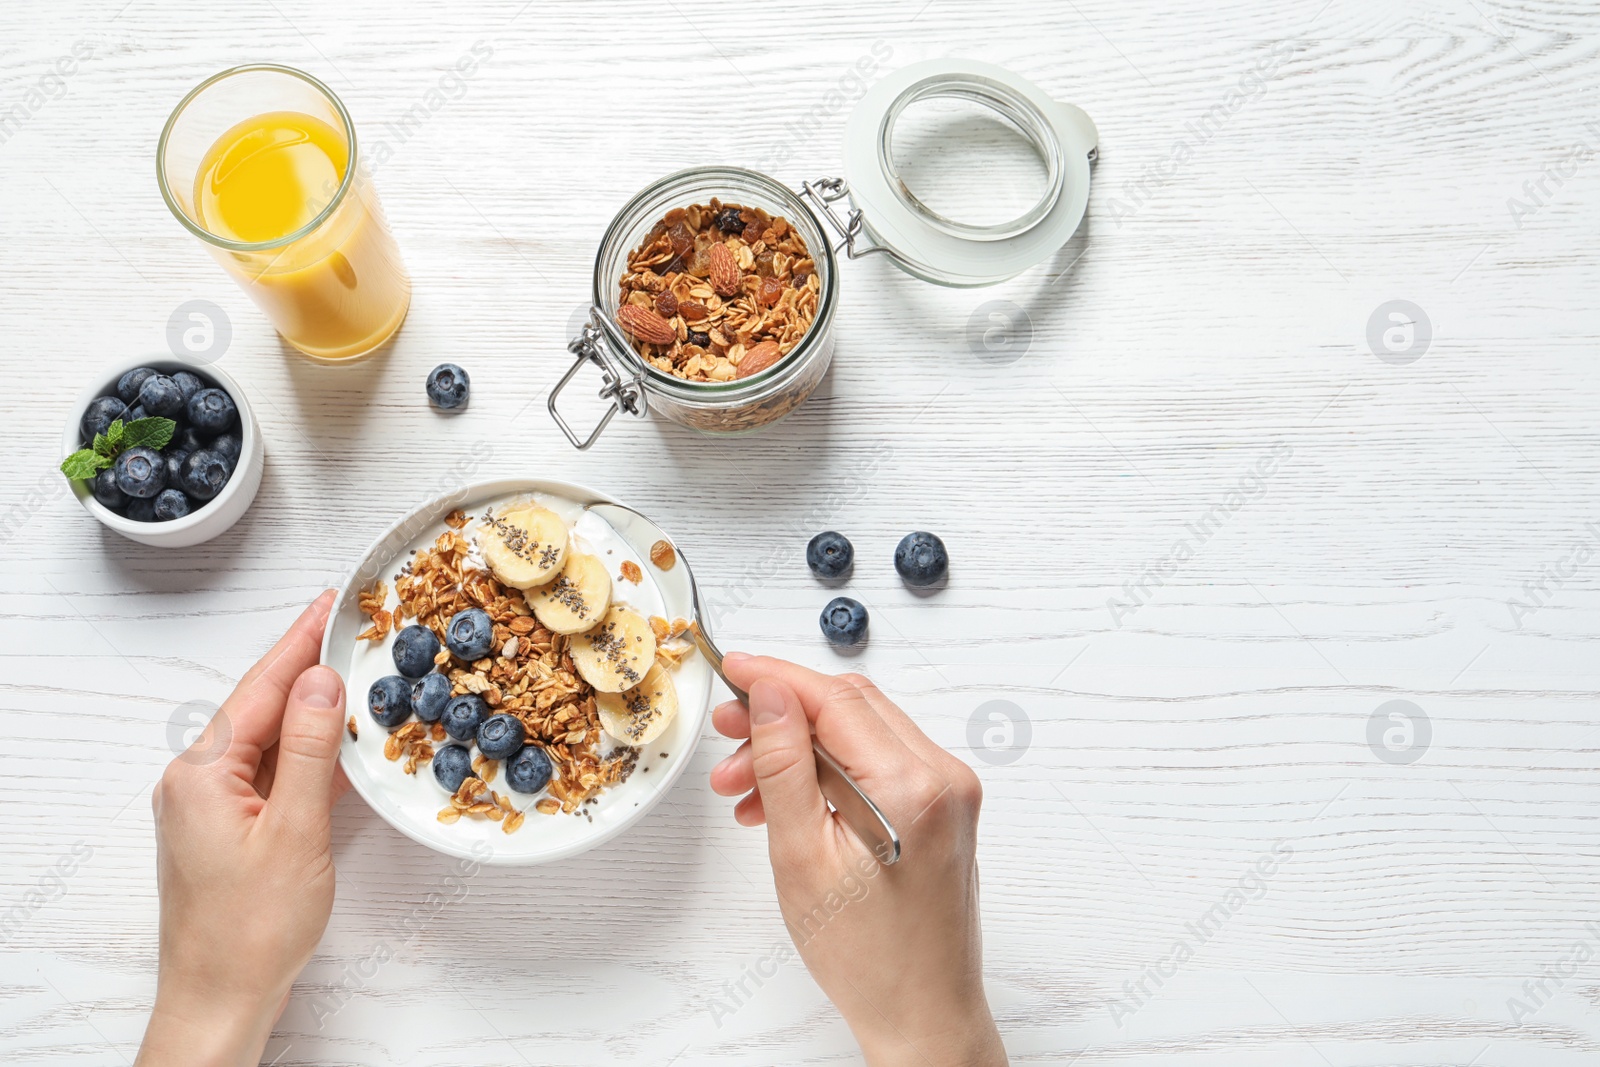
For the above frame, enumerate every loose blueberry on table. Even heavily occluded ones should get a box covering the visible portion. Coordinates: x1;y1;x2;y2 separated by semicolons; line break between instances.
61;366;242;524
410;672;452;722
506;745;553;794
820;596;869;647
426;363;470;410
445;607;494;660
806;530;854;579
391;623;441;678
476;713;526;761
894;531;949;587
441;693;488;742
368;675;413;728
432;743;475;793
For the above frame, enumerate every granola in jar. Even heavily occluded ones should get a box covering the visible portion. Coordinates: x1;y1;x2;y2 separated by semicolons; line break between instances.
615;199;820;385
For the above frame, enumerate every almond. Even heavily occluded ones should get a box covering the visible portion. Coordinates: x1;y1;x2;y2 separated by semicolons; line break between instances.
708;241;742;297
616;304;675;346
736;340;783;379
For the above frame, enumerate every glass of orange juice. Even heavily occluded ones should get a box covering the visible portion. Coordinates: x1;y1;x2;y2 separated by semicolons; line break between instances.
158;65;410;362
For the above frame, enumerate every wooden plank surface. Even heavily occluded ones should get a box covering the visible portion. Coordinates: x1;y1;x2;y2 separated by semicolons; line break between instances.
2;0;1598;1063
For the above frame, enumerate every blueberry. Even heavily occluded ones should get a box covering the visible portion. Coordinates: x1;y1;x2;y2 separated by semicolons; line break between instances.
820;596;868;647
211;432;242;467
113;446;166;499
136;374;186;418
125;404;149;422
411;672;452;722
186;387;237;434
80;396;128;441
894;531;948;587
426;363;470;410
91;468;127;510
714;206;746;233
367;675;413;728
178;449;231;500
171;370;206;402
432;743;475;792
116;367;157;405
125;497;158;522
175;425;208;453
162;448;191;487
391;624;441;678
445;608;494;660
152;489;192;521
506;745;553;794
441;694;487;742
806;531;854;580
476;713;526;761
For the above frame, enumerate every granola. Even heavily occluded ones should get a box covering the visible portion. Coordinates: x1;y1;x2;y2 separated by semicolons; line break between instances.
352;503;696;835
616;199;820;384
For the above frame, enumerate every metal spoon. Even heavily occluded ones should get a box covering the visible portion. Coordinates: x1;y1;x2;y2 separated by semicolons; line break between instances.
585;502;901;865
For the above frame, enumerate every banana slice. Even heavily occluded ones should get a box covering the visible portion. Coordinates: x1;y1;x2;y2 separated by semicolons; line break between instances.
570;606;656;692
597;664;679;746
481;504;568;589
530;551;611;635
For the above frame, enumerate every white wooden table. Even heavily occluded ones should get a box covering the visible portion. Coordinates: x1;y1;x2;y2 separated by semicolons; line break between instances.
4;1;1599;1063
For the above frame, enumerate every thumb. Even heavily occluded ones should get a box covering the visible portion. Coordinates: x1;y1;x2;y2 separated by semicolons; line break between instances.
748;678;828;866
267;665;347;838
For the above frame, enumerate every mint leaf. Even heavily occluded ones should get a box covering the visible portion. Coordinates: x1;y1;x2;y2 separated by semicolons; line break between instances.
106;420;125;448
92;430;114;458
60;449;110;480
121;417;176;451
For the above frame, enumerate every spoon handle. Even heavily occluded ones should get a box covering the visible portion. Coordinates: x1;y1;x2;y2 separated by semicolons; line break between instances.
692;626;901;866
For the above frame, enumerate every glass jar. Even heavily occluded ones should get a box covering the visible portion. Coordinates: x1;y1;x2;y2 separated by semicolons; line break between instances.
551;167;839;448
549;58;1097;449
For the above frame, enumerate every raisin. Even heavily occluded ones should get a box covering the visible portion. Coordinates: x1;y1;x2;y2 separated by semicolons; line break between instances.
654;290;678;318
667;221;694;257
687;330;711;348
792;270;812;289
754;250;776;278
758;276;784;307
714;207;746;234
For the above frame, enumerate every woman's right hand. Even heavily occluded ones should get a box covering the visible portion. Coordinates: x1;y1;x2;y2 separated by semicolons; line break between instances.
711;654;1006;1067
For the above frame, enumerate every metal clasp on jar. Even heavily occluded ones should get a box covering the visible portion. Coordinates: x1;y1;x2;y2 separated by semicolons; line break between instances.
548;310;648;450
796;176;913;268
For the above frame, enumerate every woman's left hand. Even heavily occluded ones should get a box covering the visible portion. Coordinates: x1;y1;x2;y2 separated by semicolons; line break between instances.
136;590;349;1067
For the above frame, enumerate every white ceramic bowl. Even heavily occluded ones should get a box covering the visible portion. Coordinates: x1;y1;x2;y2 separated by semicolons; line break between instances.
322;478;714;865
62;355;264;548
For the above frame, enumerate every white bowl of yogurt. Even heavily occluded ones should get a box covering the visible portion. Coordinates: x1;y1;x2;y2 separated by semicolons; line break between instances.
322;477;714;865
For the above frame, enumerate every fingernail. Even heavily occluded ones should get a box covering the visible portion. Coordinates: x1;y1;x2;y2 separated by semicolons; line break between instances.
723;651;750;666
712;753;735;776
292;665;344;711
749;680;784;726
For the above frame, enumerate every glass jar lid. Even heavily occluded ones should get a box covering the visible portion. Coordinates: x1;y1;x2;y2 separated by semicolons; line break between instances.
839;58;1097;287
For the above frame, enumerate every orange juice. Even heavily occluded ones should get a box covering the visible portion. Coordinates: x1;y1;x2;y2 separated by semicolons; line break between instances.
192;111;409;361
